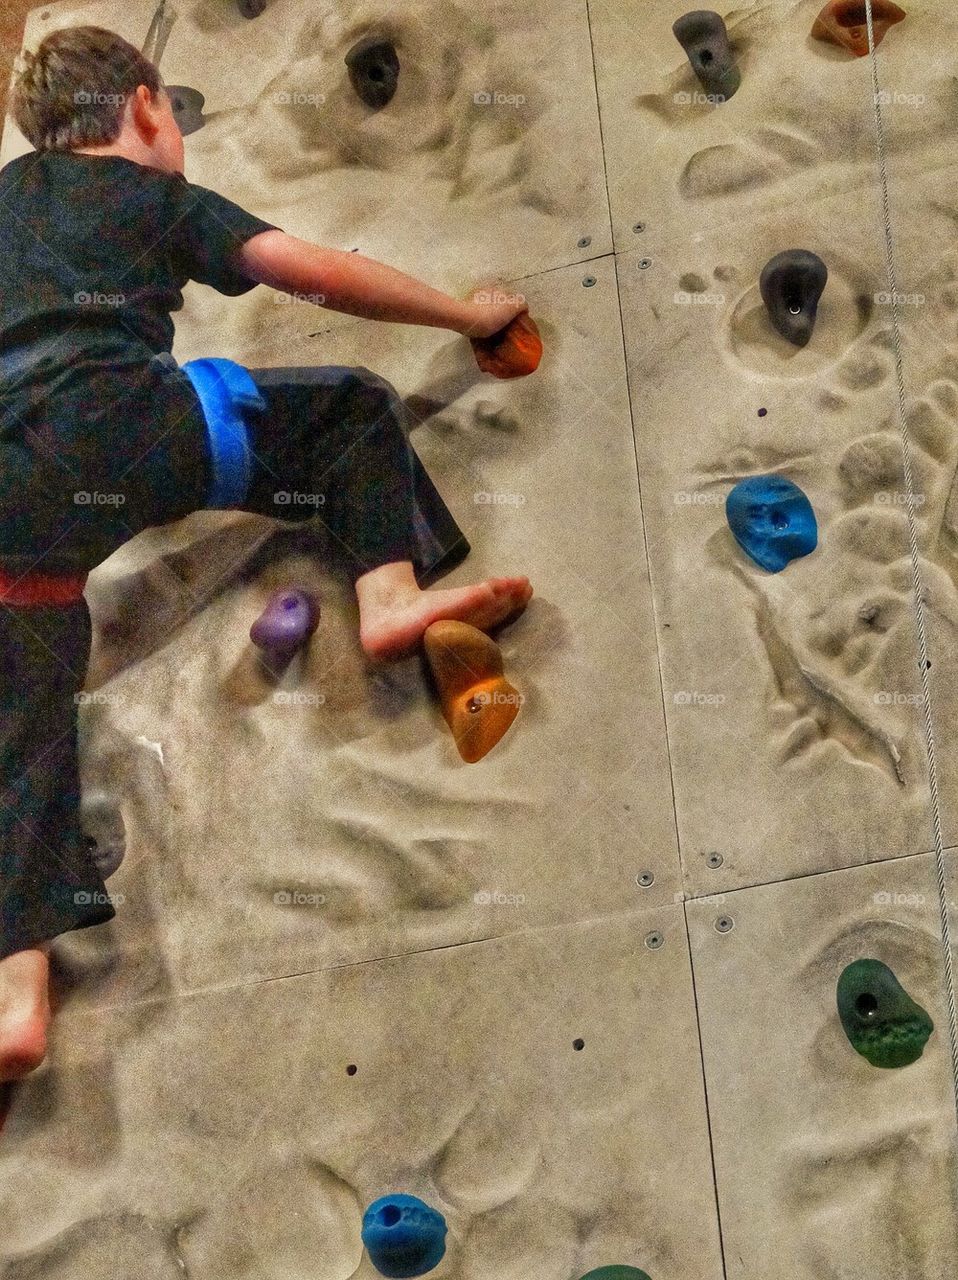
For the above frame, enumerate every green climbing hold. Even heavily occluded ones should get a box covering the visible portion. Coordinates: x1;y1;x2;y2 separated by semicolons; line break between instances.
837;959;934;1069
578;1269;652;1280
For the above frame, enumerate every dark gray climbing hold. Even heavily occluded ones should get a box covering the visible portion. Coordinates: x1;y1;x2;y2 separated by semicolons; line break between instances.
345;36;400;110
165;85;206;137
760;250;828;348
80;789;126;881
672;11;740;102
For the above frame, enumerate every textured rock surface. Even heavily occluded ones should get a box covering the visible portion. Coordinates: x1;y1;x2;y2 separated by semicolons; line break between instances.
2;1;958;1277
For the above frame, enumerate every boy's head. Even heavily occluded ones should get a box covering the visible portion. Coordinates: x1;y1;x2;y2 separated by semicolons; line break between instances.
11;25;184;174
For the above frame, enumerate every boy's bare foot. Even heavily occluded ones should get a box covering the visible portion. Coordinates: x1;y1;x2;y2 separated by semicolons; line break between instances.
357;561;532;661
0;948;51;1085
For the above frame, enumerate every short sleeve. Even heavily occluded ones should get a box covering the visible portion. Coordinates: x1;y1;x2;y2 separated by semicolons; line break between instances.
167;176;282;296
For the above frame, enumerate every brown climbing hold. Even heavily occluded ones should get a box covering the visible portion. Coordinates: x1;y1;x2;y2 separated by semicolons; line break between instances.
424;620;521;763
471;313;543;380
811;0;905;57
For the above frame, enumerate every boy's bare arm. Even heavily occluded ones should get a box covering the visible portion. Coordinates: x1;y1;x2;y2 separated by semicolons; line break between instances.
237;230;525;339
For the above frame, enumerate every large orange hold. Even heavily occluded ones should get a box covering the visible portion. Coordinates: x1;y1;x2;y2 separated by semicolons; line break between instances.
811;0;906;57
424;620;522;763
471;313;543;380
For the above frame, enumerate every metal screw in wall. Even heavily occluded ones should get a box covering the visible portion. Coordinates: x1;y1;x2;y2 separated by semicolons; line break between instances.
645;931;664;950
715;915;735;934
636;871;655;888
706;852;724;869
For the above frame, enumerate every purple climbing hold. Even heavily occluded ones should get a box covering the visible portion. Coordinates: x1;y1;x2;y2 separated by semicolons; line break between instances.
249;589;320;663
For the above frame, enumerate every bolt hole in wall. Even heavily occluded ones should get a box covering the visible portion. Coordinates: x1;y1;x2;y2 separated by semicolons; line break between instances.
573;1038;586;1051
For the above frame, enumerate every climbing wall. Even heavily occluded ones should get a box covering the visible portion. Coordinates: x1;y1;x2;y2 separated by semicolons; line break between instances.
1;1;958;1278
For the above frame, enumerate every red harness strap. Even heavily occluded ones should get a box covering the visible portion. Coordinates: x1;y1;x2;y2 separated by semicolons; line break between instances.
0;566;88;606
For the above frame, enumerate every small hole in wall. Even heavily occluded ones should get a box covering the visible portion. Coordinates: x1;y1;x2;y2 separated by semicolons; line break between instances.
346;1064;358;1076
758;407;768;417
573;1038;585;1051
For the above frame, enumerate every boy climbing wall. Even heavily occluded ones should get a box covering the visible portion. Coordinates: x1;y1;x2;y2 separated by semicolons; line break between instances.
0;25;533;1087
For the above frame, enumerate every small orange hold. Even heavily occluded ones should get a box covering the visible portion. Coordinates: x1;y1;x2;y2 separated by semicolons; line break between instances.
471;313;543;380
811;0;906;57
424;620;522;763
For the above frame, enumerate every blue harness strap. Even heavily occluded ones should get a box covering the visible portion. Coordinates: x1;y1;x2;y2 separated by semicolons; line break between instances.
181;358;266;510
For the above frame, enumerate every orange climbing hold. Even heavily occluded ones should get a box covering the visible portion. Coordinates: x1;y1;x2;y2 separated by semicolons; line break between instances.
424;620;522;763
811;0;905;57
471;313;543;380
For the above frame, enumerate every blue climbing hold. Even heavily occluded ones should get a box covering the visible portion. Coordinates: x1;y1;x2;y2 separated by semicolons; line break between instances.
726;475;818;572
361;1194;448;1278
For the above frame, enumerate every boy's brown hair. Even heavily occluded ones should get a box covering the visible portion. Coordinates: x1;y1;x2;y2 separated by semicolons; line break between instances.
12;25;163;153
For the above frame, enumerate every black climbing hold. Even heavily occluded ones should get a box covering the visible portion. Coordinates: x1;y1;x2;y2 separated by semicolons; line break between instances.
345;36;400;110
837;958;934;1069
672;11;740;103
165;85;206;137
760;250;828;348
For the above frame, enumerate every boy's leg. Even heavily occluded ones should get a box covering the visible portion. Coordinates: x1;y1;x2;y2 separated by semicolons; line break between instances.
239;365;471;582
237;366;532;657
0;947;50;1085
0;596;115;962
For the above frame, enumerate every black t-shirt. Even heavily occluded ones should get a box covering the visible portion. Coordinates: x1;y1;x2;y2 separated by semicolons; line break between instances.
0;150;279;356
0;150;282;573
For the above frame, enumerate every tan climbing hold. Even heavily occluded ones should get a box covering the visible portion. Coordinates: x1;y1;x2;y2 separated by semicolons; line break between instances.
811;0;906;58
424;620;521;763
